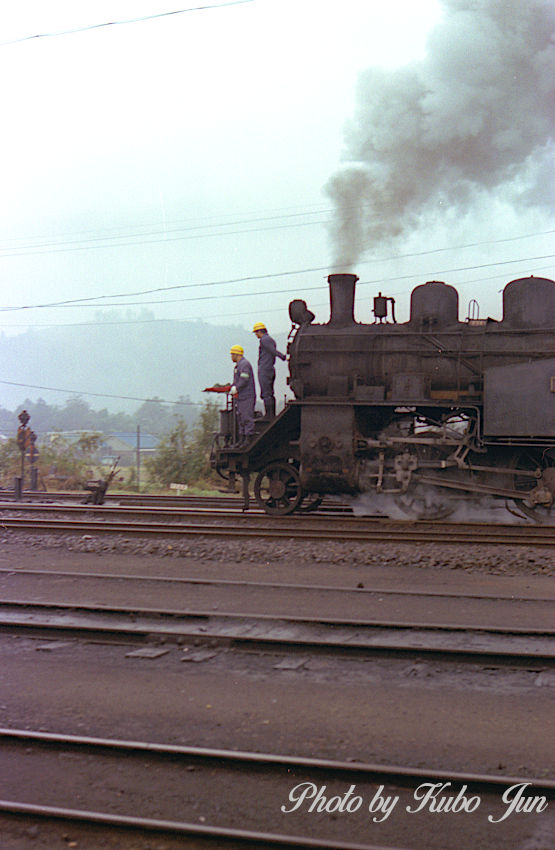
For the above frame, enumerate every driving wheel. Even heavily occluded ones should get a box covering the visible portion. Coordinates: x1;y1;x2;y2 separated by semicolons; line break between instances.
254;462;303;516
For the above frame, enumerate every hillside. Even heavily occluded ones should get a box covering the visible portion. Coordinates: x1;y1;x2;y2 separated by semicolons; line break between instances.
0;317;292;416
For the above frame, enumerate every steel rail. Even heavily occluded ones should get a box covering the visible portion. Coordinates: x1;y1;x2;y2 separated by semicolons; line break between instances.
8;492;245;506
2;499;554;536
1;599;553;663
1;515;554;546
8;488;555;523
2;597;553;637
2;493;350;516
1;501;261;517
0;801;394;850
3;567;553;603
2;727;554;793
1;492;351;512
6;729;553;849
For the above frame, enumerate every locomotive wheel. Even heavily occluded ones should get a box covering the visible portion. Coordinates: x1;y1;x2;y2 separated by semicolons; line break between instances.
512;450;554;523
254;462;303;516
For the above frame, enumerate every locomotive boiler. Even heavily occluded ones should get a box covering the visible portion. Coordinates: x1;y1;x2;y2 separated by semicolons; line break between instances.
211;273;555;519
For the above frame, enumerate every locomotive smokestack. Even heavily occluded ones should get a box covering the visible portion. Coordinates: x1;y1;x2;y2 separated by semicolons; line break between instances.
328;273;358;327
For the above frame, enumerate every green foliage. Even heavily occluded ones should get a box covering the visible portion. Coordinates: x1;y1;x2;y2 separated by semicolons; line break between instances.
38;432;105;489
0;431;105;490
74;433;104;457
194;401;219;453
0;396;215;491
0;393;199;440
145;402;219;487
145;418;190;485
6;396;136;435
0;438;21;486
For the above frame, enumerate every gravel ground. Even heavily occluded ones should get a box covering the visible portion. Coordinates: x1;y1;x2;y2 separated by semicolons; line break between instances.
0;529;553;575
1;527;553;850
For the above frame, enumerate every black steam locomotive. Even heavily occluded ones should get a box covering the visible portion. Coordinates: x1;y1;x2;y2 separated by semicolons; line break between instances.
211;273;555;520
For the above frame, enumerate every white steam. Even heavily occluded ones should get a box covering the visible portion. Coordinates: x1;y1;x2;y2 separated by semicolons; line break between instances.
346;490;534;524
326;0;555;268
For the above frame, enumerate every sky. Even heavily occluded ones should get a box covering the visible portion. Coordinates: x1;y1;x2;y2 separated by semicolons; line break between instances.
0;0;554;407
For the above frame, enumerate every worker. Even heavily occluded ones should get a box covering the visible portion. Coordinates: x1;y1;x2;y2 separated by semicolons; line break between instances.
230;344;255;447
252;322;286;418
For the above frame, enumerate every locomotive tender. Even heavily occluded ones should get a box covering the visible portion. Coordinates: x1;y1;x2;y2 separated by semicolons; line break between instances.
212;273;555;519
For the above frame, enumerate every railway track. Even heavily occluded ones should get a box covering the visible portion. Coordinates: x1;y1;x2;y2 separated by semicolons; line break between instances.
1;728;553;849
1;501;554;545
1;596;553;665
4;566;553;605
5;487;554;519
2;515;553;849
2;491;346;511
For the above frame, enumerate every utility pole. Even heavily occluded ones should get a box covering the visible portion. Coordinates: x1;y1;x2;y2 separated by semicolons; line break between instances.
136;424;141;492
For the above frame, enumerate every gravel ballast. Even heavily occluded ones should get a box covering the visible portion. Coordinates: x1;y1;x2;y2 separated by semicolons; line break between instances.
1;530;553;576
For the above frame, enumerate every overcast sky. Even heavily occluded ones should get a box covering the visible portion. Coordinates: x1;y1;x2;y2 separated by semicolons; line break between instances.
0;2;553;370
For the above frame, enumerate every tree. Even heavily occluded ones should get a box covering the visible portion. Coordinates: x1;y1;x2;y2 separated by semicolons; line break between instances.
135;397;173;436
0;431;104;490
145;417;190;485
39;432;104;488
145;402;219;487
20;398;54;433
171;395;197;429
74;433;104;458
0;438;20;488
61;396;92;430
0;406;17;434
191;401;219;478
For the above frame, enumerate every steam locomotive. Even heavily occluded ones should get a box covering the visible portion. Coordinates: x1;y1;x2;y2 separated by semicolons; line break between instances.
211;273;555;520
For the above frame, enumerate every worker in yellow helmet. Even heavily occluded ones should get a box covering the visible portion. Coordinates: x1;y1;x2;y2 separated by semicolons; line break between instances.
230;344;255;447
252;322;286;418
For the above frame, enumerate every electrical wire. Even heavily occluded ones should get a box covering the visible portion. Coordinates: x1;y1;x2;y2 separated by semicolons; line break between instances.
1;261;553;405
0;1;255;48
0;206;331;253
0;379;203;407
1;262;553;331
1;254;552;313
0;200;332;248
0;217;329;258
0;211;551;257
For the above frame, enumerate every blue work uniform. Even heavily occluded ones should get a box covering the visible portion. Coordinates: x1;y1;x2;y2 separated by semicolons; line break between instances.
232;356;256;441
257;332;286;415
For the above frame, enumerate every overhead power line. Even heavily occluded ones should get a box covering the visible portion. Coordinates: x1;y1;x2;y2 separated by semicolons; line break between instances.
0;216;328;258
0;1;255;47
0;253;553;313
0;214;551;258
3;265;552;331
52;258;555;307
0;201;332;249
0;205;330;253
0;379;203;407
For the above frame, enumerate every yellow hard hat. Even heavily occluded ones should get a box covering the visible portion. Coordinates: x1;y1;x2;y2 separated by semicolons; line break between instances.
252;322;266;332
230;344;244;356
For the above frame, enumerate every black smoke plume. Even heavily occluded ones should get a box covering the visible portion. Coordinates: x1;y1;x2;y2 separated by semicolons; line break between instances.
326;0;555;268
